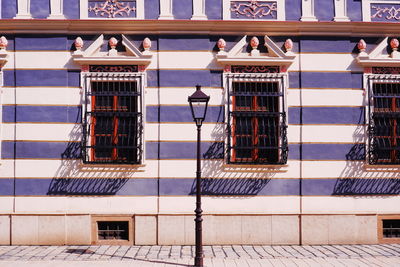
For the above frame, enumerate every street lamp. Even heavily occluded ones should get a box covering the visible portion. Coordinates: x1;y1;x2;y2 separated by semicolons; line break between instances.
188;85;210;267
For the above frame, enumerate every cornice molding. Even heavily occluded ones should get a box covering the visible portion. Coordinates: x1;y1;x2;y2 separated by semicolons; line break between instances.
2;20;400;35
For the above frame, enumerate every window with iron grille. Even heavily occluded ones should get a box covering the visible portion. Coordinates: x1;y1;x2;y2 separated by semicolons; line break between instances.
226;71;288;164
82;71;143;164
368;73;400;165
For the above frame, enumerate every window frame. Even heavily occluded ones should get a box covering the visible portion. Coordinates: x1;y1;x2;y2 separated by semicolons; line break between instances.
224;71;288;165
367;73;400;165
81;71;145;165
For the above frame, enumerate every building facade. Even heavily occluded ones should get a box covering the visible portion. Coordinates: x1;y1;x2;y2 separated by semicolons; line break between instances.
0;0;400;245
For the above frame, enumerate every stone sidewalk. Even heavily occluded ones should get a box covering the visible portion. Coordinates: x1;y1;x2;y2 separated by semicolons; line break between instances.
1;244;400;266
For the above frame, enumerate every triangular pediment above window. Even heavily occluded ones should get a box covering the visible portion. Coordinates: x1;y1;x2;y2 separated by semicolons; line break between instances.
215;35;296;67
72;34;153;66
357;37;400;67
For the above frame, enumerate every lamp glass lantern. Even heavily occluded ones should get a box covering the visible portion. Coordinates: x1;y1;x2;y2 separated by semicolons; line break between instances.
188;85;210;127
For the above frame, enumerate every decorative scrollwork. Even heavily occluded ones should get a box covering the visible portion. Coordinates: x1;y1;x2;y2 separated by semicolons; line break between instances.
371;5;400;21
89;65;138;72
231;65;280;73
372;67;400;75
230;0;277;19
88;0;136;18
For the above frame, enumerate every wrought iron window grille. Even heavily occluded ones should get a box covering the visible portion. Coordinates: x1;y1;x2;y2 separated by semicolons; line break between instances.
226;72;288;165
367;74;400;165
82;72;144;164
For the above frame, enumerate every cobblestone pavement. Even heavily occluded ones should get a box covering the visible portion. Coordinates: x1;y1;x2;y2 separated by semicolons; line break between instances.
0;244;400;266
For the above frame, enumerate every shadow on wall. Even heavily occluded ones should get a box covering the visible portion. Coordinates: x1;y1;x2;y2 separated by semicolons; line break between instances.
335;123;400;195
190;89;275;197
47;119;134;196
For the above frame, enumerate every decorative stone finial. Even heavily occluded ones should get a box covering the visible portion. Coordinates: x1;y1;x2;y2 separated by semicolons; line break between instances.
217;38;226;51
391;38;400;59
250;37;260;56
0;36;8;50
109;37;118;49
284;39;293;52
143;37;151;51
108;37;118;56
250;37;259;50
74;37;83;50
357;39;367;52
390;38;399;50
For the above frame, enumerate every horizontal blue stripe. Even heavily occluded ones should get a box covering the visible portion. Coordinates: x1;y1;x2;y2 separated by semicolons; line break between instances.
1;178;396;197
2;105;81;123
1;0;16;19
206;0;222;20
146;141;224;160
1;141;81;159
15;35;68;51
289;107;365;125
302;143;365;160
31;0;50;19
160;178;300;196
64;0;79;19
159;70;222;87
301;72;362;89
146;105;224;123
0;179;13;196
303;178;400;196
3;70;80;87
13;178;157;196
173;0;192;19
144;0;160;19
158;35;211;51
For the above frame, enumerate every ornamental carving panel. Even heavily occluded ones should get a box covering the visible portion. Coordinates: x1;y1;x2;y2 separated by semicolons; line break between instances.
371;4;400;21
88;0;136;18
230;0;277;19
89;65;138;72
372;67;400;75
231;65;280;73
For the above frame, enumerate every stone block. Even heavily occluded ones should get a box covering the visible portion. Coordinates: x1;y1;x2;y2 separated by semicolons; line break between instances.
158;215;185;245
135;215;157;245
214;215;242;244
183;215;195;245
66;215;91;245
271;215;299;245
301;215;329;245
38;215;66;245
11;215;39;245
0;215;10;245
203;215;216;245
356;215;378;244
328;215;356;244
241;216;271;244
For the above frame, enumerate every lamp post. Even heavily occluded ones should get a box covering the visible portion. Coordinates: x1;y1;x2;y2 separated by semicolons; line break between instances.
188;85;210;267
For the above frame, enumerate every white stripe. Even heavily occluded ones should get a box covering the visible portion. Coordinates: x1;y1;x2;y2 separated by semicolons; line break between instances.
2;87;82;105
2;123;81;141
0;159;159;178
302;196;400;214
288;125;366;143
14;196;158;214
159;196;300;214
159;160;300;179
302;161;366;178
146;123;224;142
288;89;365;106
3;51;77;70
0;197;13;214
291;53;362;72
145;87;223;105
